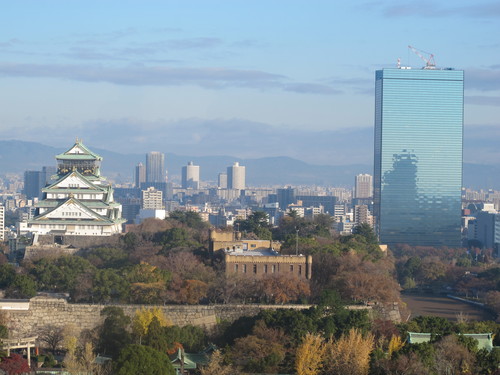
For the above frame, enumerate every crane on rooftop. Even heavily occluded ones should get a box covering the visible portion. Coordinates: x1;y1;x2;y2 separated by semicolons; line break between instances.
408;45;436;69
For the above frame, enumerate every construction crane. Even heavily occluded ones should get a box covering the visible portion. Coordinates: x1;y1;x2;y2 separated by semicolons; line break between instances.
408;45;436;69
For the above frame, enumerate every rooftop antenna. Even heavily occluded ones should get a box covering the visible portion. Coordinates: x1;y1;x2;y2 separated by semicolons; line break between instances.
408;45;436;69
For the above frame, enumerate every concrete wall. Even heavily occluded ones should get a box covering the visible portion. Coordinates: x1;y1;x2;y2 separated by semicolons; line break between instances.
3;297;400;341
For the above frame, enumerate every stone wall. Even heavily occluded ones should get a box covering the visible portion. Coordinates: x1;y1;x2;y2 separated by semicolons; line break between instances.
3;297;400;341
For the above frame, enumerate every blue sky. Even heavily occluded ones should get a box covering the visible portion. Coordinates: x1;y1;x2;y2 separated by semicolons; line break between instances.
0;1;499;164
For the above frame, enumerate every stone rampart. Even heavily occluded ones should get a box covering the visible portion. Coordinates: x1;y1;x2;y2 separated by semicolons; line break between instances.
3;297;400;340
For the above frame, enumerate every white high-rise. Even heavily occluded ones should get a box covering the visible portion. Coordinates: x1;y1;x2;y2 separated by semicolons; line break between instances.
227;162;245;190
182;161;200;189
355;174;373;199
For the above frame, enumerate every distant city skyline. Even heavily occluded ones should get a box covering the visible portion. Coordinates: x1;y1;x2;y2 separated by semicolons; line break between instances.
0;1;499;165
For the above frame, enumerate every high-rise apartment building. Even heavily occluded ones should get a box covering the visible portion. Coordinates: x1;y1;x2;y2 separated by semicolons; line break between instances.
355;174;373;199
374;68;463;247
227;162;245;190
135;162;146;188
218;173;227;189
182;161;200;189
146;152;165;183
142;187;163;209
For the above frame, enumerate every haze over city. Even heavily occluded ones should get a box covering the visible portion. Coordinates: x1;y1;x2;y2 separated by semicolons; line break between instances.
1;1;500;165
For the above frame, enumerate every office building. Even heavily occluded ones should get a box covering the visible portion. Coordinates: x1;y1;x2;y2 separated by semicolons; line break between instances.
468;211;500;257
146;152;165;183
227;162;245;190
276;187;296;209
182;161;200;189
355;174;373;199
374;67;463;247
23;171;44;200
135;162;146;188
28;140;125;236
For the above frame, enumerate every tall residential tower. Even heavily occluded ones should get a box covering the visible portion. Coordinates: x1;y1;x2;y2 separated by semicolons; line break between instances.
182;161;200;189
146;151;165;183
374;67;463;247
227;162;245;190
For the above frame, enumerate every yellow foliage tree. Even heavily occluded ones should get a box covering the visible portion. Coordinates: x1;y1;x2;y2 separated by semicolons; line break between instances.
324;328;374;375
132;307;172;343
388;335;404;358
295;332;326;375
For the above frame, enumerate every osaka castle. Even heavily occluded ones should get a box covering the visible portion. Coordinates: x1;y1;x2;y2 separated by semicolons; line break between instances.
28;139;125;236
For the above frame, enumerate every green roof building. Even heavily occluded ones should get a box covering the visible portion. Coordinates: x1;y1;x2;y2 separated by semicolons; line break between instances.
28;139;125;236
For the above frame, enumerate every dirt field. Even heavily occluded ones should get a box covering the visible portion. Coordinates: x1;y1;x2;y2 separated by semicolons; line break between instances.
401;293;496;322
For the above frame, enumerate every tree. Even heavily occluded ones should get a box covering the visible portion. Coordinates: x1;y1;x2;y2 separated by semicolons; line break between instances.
352;223;378;244
200;349;237;375
0;264;16;288
324;328;374;375
39;325;64;353
132;307;171;343
97;307;132;359
5;274;36;298
114;344;175;375
295;332;326;375
92;268;129;303
144;317;169;352
433;335;475;375
259;274;310;304
0;353;30;375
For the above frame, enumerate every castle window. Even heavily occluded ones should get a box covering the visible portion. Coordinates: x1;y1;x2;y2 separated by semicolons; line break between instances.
234;264;238;272
243;264;247;273
298;265;302;275
253;264;257;274
272;265;276;273
264;265;268;273
290;265;294;272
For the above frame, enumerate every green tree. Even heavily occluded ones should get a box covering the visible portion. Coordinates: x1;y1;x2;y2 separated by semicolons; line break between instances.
97;307;132;359
5;274;36;298
167;210;208;230
0;264;16;288
352;223;378;244
114;344;174;375
92;268;129;303
144;317;169;352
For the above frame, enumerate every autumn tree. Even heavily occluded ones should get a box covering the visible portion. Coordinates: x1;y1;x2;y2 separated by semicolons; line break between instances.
432;335;475;375
200;349;238;375
323;328;374;375
132;307;171;343
229;320;287;374
259;274;310;304
0;353;30;375
295;332;326;375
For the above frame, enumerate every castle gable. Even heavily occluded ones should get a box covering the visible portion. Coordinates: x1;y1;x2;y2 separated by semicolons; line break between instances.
47;171;101;190
36;198;108;222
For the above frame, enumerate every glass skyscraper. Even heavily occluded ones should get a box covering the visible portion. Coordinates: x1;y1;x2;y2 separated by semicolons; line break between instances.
374;68;464;247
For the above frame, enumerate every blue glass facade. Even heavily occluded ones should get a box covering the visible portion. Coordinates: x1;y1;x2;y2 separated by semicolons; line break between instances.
374;68;463;247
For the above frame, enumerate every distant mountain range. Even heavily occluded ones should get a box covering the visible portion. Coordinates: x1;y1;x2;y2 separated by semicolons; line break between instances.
0;140;499;189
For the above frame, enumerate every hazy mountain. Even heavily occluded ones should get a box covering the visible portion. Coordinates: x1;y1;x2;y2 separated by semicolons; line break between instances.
0;139;498;189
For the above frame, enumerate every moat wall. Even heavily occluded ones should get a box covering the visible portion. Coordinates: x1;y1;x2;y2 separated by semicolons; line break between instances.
3;297;400;339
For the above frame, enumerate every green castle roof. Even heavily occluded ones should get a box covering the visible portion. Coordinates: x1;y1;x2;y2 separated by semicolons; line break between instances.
55;139;102;161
